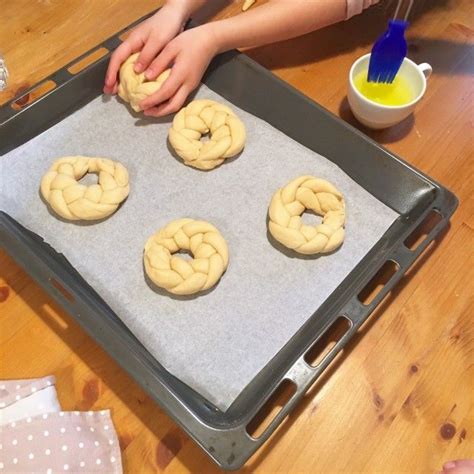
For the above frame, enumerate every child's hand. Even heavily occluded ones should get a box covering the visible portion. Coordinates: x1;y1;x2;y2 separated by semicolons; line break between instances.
103;2;188;95
139;26;219;117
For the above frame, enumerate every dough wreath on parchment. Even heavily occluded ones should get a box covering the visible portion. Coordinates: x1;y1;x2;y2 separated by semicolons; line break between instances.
268;176;346;255
168;99;246;170
144;219;229;296
40;156;130;221
118;52;171;112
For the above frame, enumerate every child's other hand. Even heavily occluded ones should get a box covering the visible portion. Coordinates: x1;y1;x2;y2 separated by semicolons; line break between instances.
103;2;188;95
138;26;219;117
442;460;474;474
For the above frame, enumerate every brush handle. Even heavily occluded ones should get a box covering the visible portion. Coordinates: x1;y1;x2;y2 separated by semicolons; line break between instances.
394;0;414;21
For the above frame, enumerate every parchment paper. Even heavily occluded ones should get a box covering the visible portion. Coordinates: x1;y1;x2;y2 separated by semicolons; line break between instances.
0;85;398;410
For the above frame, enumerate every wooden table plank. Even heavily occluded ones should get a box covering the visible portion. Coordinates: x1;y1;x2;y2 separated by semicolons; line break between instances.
1;0;473;472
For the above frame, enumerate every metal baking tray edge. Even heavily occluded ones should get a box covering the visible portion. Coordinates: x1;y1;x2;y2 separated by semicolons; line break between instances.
0;13;458;470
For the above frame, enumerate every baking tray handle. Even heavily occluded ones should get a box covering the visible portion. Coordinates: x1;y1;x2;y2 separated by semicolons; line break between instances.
0;10;158;124
215;186;457;469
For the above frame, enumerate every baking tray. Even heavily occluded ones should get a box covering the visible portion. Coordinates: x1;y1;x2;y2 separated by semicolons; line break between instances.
0;13;458;470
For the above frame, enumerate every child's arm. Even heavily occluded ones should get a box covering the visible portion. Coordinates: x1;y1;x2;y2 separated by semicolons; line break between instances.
104;0;208;95
108;0;378;116
219;0;380;49
139;0;349;116
213;0;348;52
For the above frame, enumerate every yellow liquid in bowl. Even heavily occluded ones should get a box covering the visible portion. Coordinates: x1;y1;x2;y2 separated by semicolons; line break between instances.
354;70;415;106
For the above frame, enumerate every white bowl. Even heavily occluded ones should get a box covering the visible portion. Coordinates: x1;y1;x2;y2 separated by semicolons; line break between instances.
348;53;432;129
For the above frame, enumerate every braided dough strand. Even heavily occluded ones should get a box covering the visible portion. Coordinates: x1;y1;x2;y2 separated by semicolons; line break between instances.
118;53;171;112
40;156;130;221
268;176;346;254
168;99;246;170
144;219;229;295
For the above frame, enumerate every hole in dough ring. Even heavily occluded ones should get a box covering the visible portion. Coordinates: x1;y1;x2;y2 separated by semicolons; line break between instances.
144;218;229;296
40;156;130;221
118;52;171;112
168;99;246;170
268;176;346;255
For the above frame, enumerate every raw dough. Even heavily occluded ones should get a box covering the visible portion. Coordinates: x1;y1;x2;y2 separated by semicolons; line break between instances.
168;99;246;170
118;52;171;112
268;176;346;254
242;0;256;11
144;218;229;295
40;156;130;221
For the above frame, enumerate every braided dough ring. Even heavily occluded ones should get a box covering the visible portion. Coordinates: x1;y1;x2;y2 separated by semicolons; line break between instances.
168;99;246;170
268;176;346;255
118;53;171;112
40;156;130;221
144;219;229;295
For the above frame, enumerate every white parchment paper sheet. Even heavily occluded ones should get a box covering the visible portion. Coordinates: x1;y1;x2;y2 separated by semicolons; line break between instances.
0;85;398;410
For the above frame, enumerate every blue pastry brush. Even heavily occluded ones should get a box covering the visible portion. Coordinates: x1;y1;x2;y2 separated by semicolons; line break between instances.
368;0;414;84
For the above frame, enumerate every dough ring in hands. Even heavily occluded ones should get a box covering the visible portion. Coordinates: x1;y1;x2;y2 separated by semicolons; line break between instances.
268;176;346;255
144;219;229;295
118;52;171;112
168;99;246;170
40;156;130;221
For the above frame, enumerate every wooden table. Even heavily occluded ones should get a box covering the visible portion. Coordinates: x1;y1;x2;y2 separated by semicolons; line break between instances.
1;1;473;472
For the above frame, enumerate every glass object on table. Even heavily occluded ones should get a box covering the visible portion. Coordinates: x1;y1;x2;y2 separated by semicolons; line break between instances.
0;53;9;91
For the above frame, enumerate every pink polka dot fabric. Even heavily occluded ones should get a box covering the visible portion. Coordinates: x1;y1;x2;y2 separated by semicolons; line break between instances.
0;377;122;473
0;377;60;425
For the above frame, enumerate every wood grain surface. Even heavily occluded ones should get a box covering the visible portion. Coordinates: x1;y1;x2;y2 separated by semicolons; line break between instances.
1;0;473;472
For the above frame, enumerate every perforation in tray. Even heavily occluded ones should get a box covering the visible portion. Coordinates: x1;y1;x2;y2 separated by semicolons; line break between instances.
11;80;56;110
304;316;352;367
358;260;400;306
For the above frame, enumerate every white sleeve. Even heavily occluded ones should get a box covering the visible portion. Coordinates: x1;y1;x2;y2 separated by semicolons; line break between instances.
346;0;380;19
